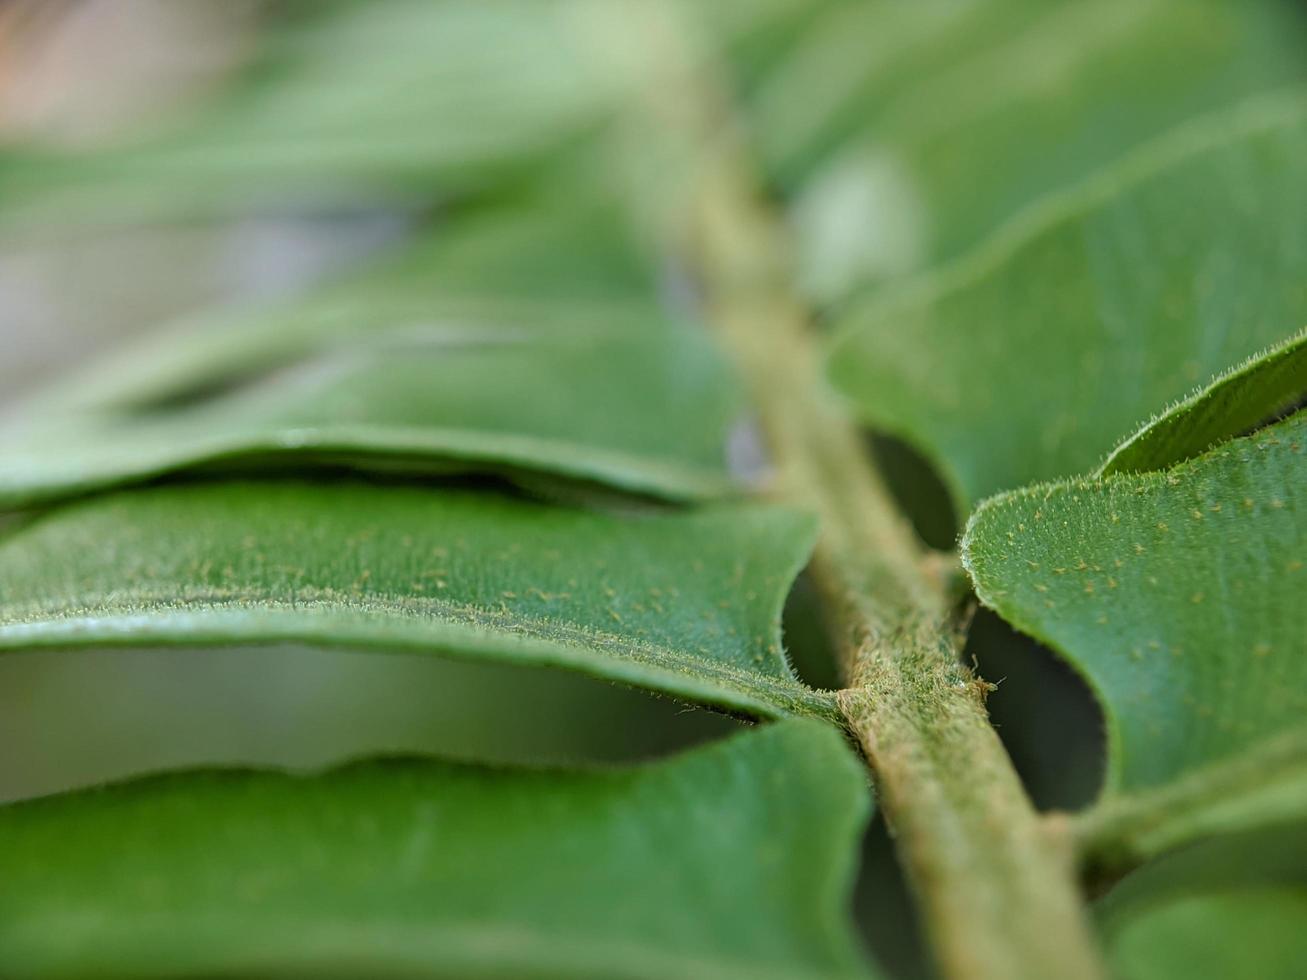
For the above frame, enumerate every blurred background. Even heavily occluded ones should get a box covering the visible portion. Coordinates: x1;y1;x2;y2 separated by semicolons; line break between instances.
2;3;1304;975
0;0;744;803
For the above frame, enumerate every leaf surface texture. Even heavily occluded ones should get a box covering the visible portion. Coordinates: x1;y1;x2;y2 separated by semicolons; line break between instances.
0;721;875;979
964;413;1307;805
829;94;1307;511
0;479;827;719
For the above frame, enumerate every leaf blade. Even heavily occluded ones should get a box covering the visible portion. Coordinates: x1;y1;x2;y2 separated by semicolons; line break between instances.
829;91;1307;512
0;203;750;505
963;412;1307;804
1102;328;1307;475
1096;822;1307;980
0;478;829;720
775;0;1307;298
0;720;876;979
0;0;632;229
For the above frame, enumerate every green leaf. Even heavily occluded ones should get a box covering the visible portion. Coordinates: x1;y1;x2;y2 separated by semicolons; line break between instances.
1073;725;1307;877
1096;822;1307;980
829;92;1307;512
0;720;876;979
0;202;749;505
962;412;1307;810
752;0;1042;186
772;0;1307;298
0;0;633;229
0;478;830;720
1107;891;1307;980
1102;328;1307;475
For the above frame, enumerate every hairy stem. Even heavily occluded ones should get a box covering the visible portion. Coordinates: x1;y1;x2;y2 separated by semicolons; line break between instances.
695;153;1103;980
596;8;1107;977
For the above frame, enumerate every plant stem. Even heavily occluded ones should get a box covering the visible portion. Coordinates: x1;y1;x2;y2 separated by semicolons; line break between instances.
693;151;1104;980
598;15;1108;980
596;8;1107;976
